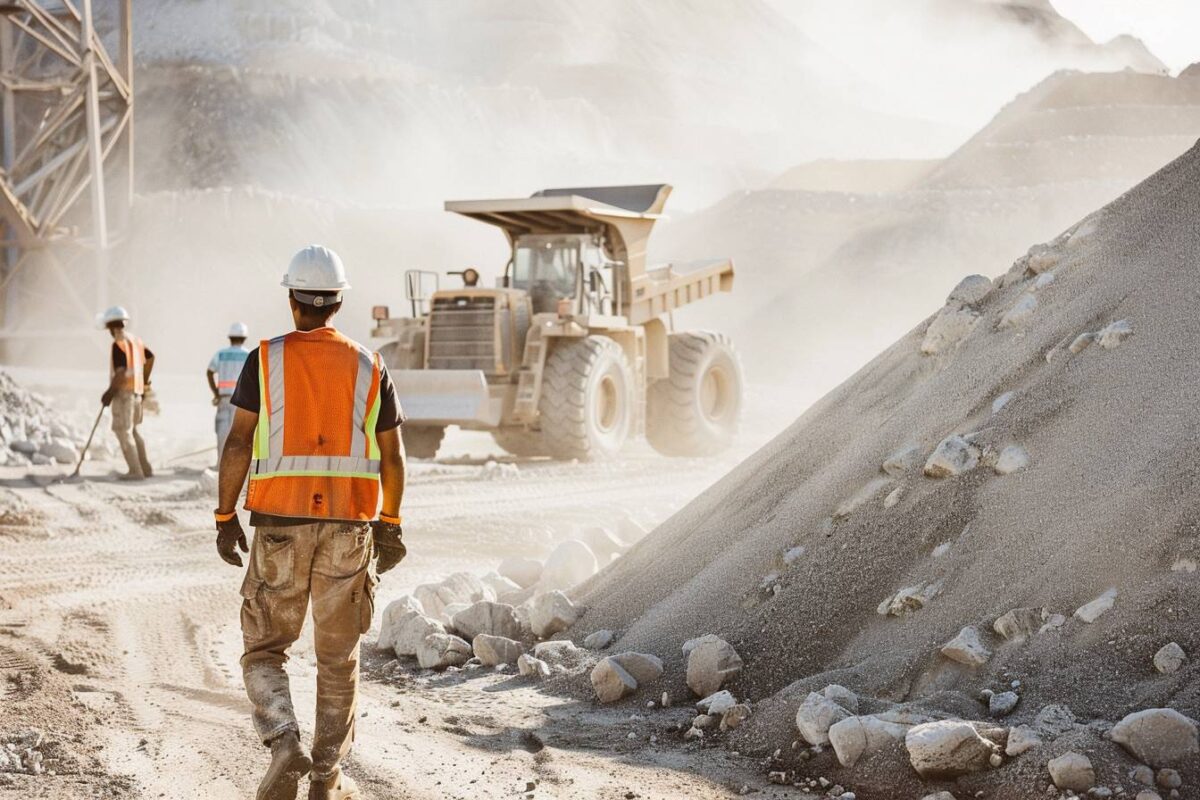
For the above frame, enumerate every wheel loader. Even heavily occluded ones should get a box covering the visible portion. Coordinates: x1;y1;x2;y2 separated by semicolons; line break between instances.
370;184;742;461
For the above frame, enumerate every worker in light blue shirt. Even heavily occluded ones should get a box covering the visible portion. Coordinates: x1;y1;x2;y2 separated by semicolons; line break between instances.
207;322;250;459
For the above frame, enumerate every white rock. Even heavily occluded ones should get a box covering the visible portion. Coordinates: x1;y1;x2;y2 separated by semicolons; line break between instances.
608;652;663;685
923;435;980;478
1048;751;1095;791
883;487;903;509
442;602;470;621
796;687;857;746
692;713;715;729
882;444;923;476
999;293;1038;329
450;601;522;641
720;704;752;731
416;633;472;670
682;634;721;656
1069;332;1097;354
696;691;737;716
1039;613;1067;634
686;636;743;697
391;613;446;658
921;305;980;355
517;653;551;678
989;692;1019;717
940;626;991;667
994;445;1030;475
993;607;1047;642
1097;319;1133;349
590;657;639;703
1032;271;1056;290
1026;243;1061;273
472;634;524;666
579;526;628;561
480;571;523;598
39;437;77;464
532;640;585;669
992;392;1015;415
683;726;703;741
829;714;911;767
539;540;599;591
1153;642;1186;675
879;582;941;616
920;794;958;800
414;572;495;623
497;556;543;589
528;591;579;638
905;720;1000;778
30;452;52;465
1074;589;1117;623
375;596;422;650
947;275;993;306
1005;725;1041;756
1110;708;1199;766
583;629;614;650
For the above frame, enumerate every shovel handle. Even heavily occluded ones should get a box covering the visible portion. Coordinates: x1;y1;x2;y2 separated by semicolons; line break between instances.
70;404;106;478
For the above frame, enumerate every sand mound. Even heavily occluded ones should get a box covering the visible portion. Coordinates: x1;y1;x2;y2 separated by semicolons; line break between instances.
573;140;1200;797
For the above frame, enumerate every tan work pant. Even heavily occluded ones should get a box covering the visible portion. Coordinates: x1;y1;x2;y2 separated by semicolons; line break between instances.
239;522;377;779
110;391;151;477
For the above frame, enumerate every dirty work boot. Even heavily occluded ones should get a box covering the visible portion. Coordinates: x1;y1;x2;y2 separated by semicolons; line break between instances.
117;471;146;481
308;768;361;800
257;731;312;800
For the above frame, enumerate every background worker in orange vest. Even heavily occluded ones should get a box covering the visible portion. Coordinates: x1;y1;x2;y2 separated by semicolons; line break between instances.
99;305;155;481
212;246;407;800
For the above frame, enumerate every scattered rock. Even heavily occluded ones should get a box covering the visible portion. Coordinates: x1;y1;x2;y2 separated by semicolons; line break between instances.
920;794;957;800
1025;243;1061;274
1069;332;1097;354
796;686;858;746
391;613;446;658
377;595;425;652
414;573;494;623
692;713;715;729
584;629;614;650
528;591;579;638
39;438;77;464
721;704;752;731
883;487;903;508
1074;589;1117;623
882;444;922;476
999;293;1038;329
517;653;551;678
878;582;941;617
940;626;991;667
947;275;993;306
1006;725;1041;756
993;607;1048;642
1135;792;1163;800
1153;643;1186;675
783;546;805;564
1157;769;1182;790
472;634;524;666
921;305;980;355
539;540;599;591
829;714;913;768
697;691;737;716
498;556;542;589
1034;704;1077;737
994;445;1030;475
685;636;743;697
992;391;1015;414
1110;708;1199;766
1032;271;1056;291
1039;613;1067;634
591;656;648;703
451;601;522;641
1048;751;1096;791
416;633;472;670
531;640;586;670
608;652;664;685
481;571;523;598
924;435;980;478
905;720;1001;778
1097;319;1133;349
989;692;1019;717
1130;765;1156;786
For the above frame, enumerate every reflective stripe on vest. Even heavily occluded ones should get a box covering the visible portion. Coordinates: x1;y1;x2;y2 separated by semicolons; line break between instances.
245;329;383;521
114;335;146;395
214;346;249;395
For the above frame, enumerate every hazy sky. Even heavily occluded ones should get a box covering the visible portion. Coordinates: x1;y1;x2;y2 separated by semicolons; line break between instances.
1054;0;1199;71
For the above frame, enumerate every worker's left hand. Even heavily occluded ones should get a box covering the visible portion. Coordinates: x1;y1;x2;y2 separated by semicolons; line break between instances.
211;396;220;407
370;519;406;574
215;513;249;567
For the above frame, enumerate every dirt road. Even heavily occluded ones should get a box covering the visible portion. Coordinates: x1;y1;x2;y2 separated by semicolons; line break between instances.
0;439;794;799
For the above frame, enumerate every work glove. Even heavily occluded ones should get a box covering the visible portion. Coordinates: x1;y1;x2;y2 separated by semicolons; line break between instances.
215;511;249;567
141;387;161;415
101;388;115;407
371;518;406;574
212;396;221;407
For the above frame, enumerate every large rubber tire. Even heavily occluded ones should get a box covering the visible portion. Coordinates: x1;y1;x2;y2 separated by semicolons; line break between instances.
539;337;635;461
491;429;548;458
402;425;445;460
646;331;743;457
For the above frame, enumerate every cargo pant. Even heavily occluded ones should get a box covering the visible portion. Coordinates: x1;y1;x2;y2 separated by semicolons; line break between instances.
214;397;234;458
239;522;377;780
110;391;151;478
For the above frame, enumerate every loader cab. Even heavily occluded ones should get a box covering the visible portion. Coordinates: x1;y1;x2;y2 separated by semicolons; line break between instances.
511;233;615;315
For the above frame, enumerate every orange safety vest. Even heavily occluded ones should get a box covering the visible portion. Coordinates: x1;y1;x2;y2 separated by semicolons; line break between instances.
113;334;146;395
244;328;384;521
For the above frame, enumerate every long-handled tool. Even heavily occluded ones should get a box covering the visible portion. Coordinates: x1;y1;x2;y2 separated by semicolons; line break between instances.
59;404;106;483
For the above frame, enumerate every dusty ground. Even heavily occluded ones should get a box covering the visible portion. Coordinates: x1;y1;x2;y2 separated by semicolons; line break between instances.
0;420;812;799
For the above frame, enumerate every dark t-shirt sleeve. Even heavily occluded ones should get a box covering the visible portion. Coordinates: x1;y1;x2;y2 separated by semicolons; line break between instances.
111;343;154;369
230;346;404;432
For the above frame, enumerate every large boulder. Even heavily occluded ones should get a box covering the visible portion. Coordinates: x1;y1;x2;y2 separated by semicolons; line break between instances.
451;601;522;641
39;437;78;465
528;591;579;638
591;657;638;703
940;626;991;667
392;613;446;658
923;435;980;478
796;686;858;746
416;633;472;670
414;573;494;622
539;540;599;591
609;652;663;685
905;720;1001;778
481;571;523;599
829;712;922;768
1110;709;1199;767
377;595;424;652
1048;752;1095;791
472;634;525;666
685;636;743;697
497;556;542;589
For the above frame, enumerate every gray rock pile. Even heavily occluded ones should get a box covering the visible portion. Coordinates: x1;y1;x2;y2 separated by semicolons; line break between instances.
0;371;85;467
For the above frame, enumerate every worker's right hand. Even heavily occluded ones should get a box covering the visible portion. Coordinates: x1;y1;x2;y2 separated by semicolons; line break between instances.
211;396;220;407
215;512;249;567
100;388;115;407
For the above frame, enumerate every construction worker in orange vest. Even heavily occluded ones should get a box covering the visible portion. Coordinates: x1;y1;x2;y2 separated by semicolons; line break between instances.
99;305;155;481
213;246;407;800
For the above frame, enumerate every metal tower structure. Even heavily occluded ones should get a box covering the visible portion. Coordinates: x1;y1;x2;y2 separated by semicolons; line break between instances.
0;0;132;342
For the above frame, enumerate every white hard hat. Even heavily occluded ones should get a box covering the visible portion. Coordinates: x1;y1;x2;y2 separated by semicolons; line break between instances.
98;305;130;327
281;245;350;305
228;321;249;338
